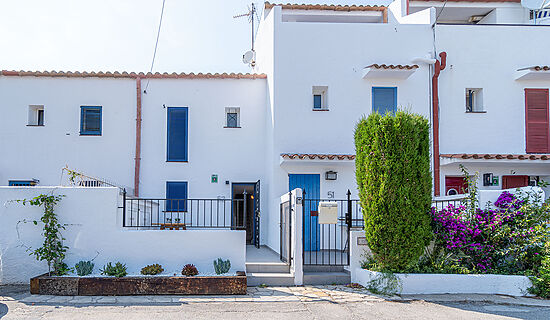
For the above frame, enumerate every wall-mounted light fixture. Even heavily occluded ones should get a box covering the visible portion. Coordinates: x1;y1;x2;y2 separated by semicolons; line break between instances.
325;171;337;181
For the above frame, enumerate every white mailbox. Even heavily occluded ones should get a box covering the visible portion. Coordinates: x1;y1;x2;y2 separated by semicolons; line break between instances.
318;202;338;224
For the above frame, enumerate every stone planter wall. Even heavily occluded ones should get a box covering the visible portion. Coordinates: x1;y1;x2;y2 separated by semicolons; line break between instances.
30;272;247;296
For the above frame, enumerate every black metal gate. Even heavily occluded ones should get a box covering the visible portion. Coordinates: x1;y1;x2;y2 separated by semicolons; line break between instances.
302;190;362;266
254;180;261;248
280;194;291;263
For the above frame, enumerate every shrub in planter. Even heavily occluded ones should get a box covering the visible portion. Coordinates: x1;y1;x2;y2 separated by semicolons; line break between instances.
182;264;198;276
141;264;164;275
213;258;231;275
75;260;94;276
100;262;128;277
354;111;432;270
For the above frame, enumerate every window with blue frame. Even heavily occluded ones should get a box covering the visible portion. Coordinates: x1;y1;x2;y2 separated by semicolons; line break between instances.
166;181;188;212
9;180;36;186
167;107;188;161
80;106;102;135
372;87;397;114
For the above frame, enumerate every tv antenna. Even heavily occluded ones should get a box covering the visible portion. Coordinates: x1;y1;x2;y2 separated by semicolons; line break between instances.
234;3;257;67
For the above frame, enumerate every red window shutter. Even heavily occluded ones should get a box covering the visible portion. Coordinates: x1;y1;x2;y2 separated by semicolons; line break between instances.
502;175;529;189
525;89;549;153
445;176;468;195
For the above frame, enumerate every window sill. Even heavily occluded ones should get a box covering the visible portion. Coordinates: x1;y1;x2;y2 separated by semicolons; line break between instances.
312;108;329;111
166;160;189;163
26;124;45;127
224;126;241;128
465;111;487;114
80;133;102;136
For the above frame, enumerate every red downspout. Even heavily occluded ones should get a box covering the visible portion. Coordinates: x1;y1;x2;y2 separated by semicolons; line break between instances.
432;52;446;197
134;77;142;197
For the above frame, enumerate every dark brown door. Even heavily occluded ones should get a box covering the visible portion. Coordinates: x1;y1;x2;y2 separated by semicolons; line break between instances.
502;175;529;189
525;89;549;153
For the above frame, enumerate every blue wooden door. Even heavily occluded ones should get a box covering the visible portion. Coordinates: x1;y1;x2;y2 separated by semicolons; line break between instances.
289;174;320;251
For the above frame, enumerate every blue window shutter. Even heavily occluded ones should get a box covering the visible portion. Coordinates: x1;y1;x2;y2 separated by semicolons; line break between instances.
166;181;188;212
9;180;33;186
372;87;397;114
80;106;102;135
167;107;188;161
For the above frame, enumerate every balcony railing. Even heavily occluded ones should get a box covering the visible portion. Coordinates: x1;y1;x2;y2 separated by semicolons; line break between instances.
122;195;248;229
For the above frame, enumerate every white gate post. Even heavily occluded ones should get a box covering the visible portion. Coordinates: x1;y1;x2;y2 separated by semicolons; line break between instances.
291;188;303;285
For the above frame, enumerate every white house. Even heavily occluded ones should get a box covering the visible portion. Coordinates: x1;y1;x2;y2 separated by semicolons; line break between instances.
1;0;550;285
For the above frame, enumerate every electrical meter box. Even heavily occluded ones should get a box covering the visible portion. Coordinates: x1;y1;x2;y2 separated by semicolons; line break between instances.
318;202;338;224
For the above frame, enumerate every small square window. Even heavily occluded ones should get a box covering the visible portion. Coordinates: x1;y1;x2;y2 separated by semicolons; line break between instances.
80;106;102;135
466;88;484;113
225;107;240;128
27;105;44;126
312;86;328;110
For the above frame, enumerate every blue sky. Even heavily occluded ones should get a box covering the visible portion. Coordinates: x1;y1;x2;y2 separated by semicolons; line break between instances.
0;0;383;73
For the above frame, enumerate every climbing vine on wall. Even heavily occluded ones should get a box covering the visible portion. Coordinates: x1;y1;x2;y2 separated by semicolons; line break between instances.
18;193;69;276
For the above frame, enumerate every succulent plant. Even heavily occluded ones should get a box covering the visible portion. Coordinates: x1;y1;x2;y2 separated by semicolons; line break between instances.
141;263;164;275
100;262;127;277
213;258;231;275
75;260;94;276
181;264;198;276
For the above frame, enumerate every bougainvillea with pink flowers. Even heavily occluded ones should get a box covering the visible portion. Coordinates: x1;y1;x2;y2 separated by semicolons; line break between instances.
431;189;549;275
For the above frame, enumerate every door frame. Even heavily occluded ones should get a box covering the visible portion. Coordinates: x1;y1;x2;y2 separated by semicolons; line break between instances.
231;182;258;245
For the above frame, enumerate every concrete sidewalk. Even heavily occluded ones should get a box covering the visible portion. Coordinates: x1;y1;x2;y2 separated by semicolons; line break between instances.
1;284;550;319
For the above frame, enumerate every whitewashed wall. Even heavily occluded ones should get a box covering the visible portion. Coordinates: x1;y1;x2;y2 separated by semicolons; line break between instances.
259;6;434;252
0;187;245;284
436;24;550;196
0;76;136;190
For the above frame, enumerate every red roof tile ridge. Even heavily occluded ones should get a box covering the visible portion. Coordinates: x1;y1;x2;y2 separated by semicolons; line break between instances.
1;70;267;79
366;64;419;70
440;153;550;160
265;2;386;11
280;153;356;160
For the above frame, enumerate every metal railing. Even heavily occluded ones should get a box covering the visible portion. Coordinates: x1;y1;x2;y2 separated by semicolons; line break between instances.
61;166;132;195
123;195;248;229
431;197;469;211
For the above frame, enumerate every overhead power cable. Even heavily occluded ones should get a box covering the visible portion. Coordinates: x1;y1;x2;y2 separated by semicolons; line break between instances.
144;0;166;94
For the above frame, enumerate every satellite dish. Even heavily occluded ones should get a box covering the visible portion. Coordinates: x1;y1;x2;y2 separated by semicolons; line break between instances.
521;0;550;9
242;50;256;65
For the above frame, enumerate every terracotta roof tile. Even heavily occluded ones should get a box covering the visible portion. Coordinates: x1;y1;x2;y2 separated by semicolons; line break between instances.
366;64;419;70
412;0;520;2
265;2;385;11
517;66;550;71
0;70;267;80
440;154;550;161
281;153;356;160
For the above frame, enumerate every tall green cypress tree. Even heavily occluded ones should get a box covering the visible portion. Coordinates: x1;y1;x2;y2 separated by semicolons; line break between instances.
354;111;432;270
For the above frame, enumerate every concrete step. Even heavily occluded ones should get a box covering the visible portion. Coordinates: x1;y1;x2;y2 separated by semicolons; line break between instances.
246;262;290;273
303;265;347;273
303;271;351;285
247;272;295;286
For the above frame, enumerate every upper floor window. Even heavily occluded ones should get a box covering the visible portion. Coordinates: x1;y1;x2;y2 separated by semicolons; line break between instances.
9;180;37;186
225;107;240;128
167;107;188;161
372;87;397;114
312;86;328;110
27;105;44;126
80;106;102;135
465;88;484;113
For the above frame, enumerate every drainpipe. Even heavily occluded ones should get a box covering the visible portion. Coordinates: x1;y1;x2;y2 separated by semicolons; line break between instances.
134;77;142;197
432;52;446;197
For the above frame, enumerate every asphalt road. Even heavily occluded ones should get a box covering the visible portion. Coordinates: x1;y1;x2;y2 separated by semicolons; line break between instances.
1;284;550;320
